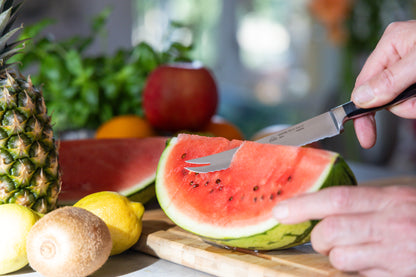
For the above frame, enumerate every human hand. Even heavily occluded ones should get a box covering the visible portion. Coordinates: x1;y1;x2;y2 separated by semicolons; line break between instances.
350;20;416;149
273;185;416;276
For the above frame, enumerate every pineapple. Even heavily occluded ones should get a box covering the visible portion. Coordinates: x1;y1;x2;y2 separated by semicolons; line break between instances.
0;0;61;213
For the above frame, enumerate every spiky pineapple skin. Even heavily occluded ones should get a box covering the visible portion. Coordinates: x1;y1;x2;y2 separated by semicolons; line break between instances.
0;72;61;213
0;0;61;213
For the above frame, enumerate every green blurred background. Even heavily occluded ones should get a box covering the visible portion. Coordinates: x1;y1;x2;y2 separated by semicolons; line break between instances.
17;0;416;171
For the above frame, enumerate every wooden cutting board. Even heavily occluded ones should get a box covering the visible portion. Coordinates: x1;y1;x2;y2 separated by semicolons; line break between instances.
133;177;416;276
133;209;354;276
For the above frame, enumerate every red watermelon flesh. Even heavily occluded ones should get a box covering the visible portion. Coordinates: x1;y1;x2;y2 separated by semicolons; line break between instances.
58;137;167;205
156;134;356;249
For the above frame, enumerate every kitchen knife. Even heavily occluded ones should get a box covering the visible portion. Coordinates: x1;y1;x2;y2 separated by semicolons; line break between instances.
185;83;416;173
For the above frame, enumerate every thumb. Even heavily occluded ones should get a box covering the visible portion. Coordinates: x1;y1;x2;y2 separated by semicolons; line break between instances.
351;50;416;108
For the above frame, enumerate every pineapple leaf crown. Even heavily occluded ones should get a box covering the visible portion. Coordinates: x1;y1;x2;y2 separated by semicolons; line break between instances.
0;0;25;72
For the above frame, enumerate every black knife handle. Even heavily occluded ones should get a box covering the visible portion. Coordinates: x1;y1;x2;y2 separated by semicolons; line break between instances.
341;83;416;120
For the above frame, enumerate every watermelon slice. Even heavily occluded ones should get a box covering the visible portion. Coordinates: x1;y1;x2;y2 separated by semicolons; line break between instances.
58;137;167;205
156;134;356;250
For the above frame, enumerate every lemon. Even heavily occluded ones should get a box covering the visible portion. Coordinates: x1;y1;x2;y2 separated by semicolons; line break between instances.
0;204;41;274
74;191;145;255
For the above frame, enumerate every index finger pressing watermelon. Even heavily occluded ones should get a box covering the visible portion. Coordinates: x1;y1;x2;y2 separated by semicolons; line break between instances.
156;134;356;250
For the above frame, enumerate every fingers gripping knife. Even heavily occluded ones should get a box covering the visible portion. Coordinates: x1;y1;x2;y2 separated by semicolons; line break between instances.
185;84;416;173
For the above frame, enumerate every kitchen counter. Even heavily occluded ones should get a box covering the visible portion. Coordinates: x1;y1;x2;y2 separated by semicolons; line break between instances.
12;251;214;277
8;162;415;277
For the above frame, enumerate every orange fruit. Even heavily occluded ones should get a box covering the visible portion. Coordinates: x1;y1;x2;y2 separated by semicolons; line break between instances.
201;115;244;140
95;115;156;139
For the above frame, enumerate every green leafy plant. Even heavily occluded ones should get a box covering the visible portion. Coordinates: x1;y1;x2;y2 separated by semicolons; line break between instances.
13;8;193;132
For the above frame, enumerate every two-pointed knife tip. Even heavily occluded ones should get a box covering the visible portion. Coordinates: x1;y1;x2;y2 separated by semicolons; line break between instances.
184;167;208;173
184;165;228;174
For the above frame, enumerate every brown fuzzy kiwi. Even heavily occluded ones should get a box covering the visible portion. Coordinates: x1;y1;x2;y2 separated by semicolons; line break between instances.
26;206;112;277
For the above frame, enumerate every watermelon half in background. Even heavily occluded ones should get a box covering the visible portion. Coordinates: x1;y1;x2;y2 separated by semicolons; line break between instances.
156;134;356;250
58;137;167;205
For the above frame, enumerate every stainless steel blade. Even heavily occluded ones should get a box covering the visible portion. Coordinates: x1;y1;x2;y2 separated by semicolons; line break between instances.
184;148;237;172
255;109;344;146
185;148;238;165
185;106;347;173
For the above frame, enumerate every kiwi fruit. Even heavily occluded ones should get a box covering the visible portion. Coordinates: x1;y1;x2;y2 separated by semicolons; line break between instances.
27;206;112;277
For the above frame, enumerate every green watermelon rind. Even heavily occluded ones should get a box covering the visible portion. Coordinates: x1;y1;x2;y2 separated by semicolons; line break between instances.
206;157;356;250
127;182;156;203
156;137;357;250
58;177;156;206
106;149;160;204
118;175;155;196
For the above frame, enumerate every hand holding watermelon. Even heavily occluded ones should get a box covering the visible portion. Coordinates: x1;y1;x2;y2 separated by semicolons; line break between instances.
273;185;416;276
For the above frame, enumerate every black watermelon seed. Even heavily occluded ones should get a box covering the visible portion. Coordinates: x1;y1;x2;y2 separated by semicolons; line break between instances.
228;196;233;201
287;176;292;182
270;194;275;200
253;185;259;191
181;153;187;159
193;183;199;188
204;181;209;186
277;189;282;195
216;179;221;184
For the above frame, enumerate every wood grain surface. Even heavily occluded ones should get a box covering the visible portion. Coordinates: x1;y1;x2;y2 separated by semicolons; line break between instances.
133;209;356;276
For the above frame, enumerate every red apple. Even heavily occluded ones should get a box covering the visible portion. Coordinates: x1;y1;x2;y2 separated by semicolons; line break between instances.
143;62;218;132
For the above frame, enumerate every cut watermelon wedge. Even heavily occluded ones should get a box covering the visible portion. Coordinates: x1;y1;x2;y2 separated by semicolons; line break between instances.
58;137;167;205
156;134;356;250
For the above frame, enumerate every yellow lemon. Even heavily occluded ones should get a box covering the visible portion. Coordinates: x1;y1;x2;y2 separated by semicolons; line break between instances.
0;204;41;274
74;191;145;255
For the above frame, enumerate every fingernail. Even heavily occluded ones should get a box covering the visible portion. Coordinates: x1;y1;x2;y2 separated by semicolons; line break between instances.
273;202;289;220
352;84;375;105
